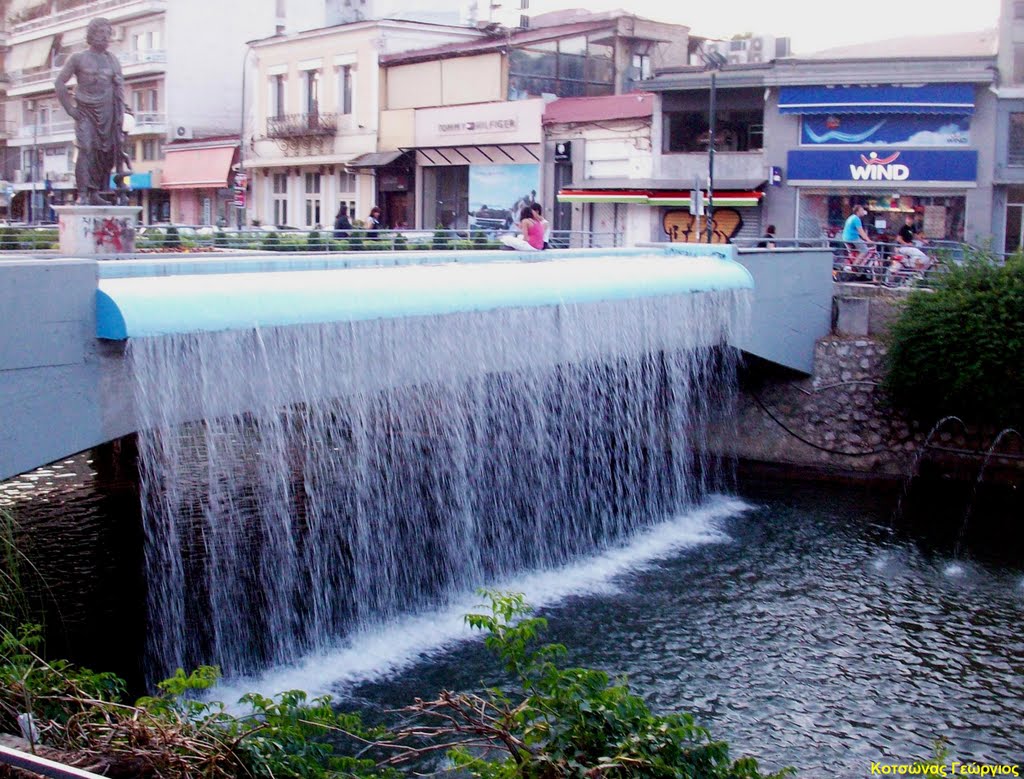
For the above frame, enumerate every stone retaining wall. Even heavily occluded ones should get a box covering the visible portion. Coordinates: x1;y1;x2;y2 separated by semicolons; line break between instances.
725;285;1023;482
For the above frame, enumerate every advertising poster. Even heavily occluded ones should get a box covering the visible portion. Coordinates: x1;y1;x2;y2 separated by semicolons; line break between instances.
469;164;540;231
801;115;971;147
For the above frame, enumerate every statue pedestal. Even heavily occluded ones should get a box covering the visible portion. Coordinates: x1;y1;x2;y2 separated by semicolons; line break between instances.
54;205;142;256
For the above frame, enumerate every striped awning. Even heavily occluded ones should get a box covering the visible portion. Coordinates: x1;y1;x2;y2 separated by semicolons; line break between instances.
557;189;764;207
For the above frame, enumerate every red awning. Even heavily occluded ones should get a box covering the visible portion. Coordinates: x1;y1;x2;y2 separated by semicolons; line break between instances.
161;146;237;189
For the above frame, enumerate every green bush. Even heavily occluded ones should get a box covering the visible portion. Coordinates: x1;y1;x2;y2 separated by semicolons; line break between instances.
885;250;1024;425
261;231;282;250
214;230;229;248
164;225;182;249
306;230;327;252
0;227;18;250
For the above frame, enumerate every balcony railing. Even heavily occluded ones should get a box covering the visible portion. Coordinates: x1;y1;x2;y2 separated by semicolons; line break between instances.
119;49;167;67
6;66;59;90
131;111;166;131
266;112;338;139
17;119;75;138
12;0;167;34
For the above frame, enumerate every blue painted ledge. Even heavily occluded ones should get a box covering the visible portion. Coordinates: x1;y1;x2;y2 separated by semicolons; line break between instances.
96;248;752;340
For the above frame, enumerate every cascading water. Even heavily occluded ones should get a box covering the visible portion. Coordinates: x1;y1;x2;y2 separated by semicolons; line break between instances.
128;288;747;682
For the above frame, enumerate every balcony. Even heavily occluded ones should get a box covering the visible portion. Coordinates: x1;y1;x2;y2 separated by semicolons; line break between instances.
13;119;75;144
7;66;60;94
267;112;338;140
119;48;167;77
11;0;167;35
130;111;166;134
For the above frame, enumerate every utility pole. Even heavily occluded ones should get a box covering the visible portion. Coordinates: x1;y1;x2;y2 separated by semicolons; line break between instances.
30;100;39;225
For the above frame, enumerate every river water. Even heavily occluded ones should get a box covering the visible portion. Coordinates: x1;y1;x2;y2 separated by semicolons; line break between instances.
206;480;1023;777
3;456;1022;776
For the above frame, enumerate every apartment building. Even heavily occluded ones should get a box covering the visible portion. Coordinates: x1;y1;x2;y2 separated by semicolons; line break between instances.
2;0;327;224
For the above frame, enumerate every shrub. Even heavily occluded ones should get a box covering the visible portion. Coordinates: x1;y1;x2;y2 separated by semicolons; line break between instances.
261;231;282;250
885;250;1024;426
0;227;18;250
213;230;229;248
164;225;182;249
306;230;326;252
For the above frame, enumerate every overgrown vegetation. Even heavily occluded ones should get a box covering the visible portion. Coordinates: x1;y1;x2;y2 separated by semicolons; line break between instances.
0;591;789;777
885;250;1024;425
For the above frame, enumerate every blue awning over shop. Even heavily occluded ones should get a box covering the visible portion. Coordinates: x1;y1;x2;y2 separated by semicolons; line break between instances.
108;171;155;190
778;84;975;115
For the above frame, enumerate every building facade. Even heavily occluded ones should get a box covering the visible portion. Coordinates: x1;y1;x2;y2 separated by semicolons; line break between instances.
634;48;997;247
378;11;694;230
246;19;482;230
1;0;328;224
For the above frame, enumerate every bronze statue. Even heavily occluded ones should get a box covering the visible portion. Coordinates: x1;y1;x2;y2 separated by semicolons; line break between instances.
55;17;130;205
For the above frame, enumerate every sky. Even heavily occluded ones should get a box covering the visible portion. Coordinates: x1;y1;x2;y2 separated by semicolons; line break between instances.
528;0;1002;54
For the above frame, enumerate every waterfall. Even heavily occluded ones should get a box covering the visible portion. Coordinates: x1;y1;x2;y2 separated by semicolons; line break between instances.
128;290;746;681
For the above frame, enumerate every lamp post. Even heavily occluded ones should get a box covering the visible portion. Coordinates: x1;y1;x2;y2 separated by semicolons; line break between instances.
700;50;726;244
29;100;39;226
236;45;255;230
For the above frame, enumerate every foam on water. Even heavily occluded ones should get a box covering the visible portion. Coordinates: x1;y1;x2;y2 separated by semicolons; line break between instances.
211;495;745;703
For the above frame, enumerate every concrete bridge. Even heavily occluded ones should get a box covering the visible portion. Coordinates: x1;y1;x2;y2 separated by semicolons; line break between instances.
0;245;832;482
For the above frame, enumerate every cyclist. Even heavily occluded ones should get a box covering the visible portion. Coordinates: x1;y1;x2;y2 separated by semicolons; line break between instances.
841;204;874;263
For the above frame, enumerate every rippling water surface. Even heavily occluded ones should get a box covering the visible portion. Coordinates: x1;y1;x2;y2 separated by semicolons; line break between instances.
337;481;1024;777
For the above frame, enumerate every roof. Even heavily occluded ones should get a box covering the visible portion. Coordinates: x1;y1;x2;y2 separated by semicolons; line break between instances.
543;92;654;125
806;29;997;59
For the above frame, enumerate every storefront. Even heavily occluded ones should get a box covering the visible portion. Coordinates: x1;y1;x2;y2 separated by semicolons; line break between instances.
160;141;238;226
556;188;765;244
779;84;981;243
410;100;544;230
786;149;976;241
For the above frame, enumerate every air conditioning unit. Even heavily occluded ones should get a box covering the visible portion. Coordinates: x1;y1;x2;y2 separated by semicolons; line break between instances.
750;53;762;63
173;125;193;140
728;54;742;64
751;37;763;51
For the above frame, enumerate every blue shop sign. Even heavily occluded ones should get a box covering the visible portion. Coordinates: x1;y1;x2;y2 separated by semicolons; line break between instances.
107;171;154;190
786;149;977;184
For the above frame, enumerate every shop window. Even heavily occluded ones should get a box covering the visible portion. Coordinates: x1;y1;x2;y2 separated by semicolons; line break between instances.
1009;114;1024;166
663;108;764;153
422;165;468;230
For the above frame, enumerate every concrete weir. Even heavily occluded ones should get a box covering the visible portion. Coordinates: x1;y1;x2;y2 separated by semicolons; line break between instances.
0;245;799;482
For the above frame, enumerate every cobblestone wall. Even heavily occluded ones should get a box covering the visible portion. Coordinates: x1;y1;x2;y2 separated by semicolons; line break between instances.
727;333;1023;481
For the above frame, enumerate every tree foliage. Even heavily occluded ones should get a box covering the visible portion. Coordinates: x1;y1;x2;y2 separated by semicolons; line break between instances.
885;251;1024;426
0;592;789;777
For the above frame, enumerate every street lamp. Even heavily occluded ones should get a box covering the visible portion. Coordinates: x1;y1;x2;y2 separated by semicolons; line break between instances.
236;45;256;230
700;49;727;244
28;99;39;225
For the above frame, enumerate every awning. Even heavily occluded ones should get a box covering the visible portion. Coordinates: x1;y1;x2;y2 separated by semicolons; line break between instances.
346;150;406;168
778;84;975;115
557;189;764;207
7;36;54;72
161;146;236;189
406;144;541;166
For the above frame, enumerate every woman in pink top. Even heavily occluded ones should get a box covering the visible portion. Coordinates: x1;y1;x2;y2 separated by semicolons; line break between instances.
519;206;545;250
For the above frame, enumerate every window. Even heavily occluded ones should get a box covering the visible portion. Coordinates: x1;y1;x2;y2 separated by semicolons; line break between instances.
304;172;321;226
1015;0;1024;19
141;138;161;160
338;171;356;221
126;140;137;162
272;172;288;226
338;64;353;115
631;53;651;81
507;34;614;100
1009;113;1024;166
663;107;765;153
269;74;286;119
1015;45;1024;85
302;69;320;115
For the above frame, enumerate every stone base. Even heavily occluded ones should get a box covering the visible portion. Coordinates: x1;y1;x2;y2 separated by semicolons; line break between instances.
55;205;142;256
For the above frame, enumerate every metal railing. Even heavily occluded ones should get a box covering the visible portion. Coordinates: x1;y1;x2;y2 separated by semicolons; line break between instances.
11;0;167;33
734;237;980;287
266;112;338;139
17;119;75;139
118;49;167;67
124;226;623;253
